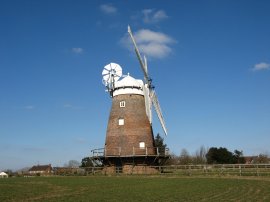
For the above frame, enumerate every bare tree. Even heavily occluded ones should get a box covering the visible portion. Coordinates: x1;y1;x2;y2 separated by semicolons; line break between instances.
253;154;269;164
193;146;207;164
179;149;192;165
65;160;80;168
166;153;179;165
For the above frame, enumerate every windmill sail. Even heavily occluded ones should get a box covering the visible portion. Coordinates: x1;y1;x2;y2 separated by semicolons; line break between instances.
151;91;168;136
128;25;168;136
128;25;149;83
143;85;152;123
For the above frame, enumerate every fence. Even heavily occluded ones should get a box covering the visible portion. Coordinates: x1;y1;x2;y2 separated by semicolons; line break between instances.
83;164;270;176
159;164;270;176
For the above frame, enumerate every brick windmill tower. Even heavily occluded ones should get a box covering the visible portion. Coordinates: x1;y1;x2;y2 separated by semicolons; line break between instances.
94;26;168;174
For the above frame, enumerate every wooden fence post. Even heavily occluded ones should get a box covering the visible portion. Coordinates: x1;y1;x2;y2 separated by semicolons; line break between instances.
239;165;242;176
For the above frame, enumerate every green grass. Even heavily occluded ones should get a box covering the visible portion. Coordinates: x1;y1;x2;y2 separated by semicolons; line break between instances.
1;176;270;201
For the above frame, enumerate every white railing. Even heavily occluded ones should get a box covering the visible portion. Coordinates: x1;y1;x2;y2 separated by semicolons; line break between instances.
91;147;169;157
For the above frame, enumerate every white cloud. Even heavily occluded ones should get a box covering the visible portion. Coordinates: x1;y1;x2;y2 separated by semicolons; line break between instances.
100;4;117;15
71;48;83;54
142;9;168;24
252;62;270;71
121;29;175;59
134;29;174;44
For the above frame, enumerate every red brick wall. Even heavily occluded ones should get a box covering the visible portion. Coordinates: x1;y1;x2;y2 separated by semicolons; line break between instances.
105;94;156;156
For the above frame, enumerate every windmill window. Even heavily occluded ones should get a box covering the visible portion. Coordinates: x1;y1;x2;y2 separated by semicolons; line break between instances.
139;142;145;149
120;101;125;108
118;118;124;125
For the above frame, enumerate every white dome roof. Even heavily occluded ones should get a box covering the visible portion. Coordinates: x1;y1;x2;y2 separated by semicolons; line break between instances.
115;75;143;88
113;74;144;96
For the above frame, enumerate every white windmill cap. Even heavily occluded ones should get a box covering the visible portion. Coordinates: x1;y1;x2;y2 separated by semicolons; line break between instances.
113;74;144;96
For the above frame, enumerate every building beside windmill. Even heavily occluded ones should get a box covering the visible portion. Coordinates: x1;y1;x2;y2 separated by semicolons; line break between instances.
28;164;52;175
91;26;169;174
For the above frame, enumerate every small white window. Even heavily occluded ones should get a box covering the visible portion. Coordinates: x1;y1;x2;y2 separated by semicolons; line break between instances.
139;142;145;149
118;118;124;125
120;101;125;108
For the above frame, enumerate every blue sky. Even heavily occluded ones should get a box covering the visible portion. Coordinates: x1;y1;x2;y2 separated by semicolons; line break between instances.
1;0;270;170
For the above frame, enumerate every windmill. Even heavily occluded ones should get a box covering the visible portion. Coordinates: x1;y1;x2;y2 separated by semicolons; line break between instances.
93;26;168;174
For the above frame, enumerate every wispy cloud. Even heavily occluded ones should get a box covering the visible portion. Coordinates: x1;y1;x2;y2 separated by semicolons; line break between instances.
74;137;87;144
252;62;270;71
24;105;35;110
63;104;73;108
22;146;47;152
142;9;168;24
63;104;84;110
121;29;176;59
100;4;117;15
71;48;84;54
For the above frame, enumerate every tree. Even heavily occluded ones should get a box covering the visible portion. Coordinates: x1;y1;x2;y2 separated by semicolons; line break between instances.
233;150;245;164
253;154;269;164
179;149;192;165
193;146;208;164
4;169;13;177
81;157;94;167
165;153;179;165
65;160;80;168
206;147;235;164
154;133;167;155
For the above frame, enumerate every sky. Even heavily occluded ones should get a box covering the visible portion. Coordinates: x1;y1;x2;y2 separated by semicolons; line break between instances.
0;0;270;171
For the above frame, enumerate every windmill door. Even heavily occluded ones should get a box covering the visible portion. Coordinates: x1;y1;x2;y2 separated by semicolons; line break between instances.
115;159;123;174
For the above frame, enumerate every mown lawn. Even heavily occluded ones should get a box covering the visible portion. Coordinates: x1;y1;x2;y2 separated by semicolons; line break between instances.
1;176;270;201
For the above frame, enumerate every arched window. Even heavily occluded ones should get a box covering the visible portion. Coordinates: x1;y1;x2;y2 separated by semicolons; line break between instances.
120;101;125;108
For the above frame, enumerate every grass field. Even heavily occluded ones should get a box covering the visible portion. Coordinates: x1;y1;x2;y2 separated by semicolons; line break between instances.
1;176;270;201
